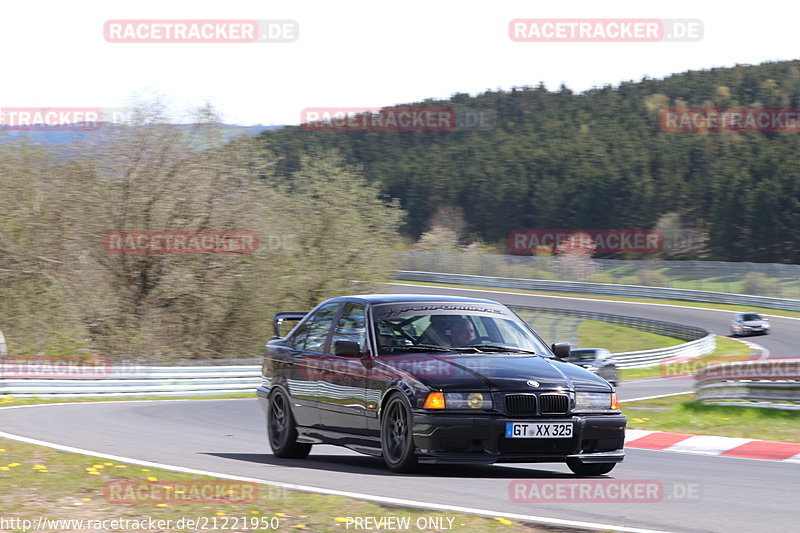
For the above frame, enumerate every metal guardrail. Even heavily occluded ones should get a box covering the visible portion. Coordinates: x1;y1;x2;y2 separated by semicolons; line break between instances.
0;365;261;398
509;305;715;369
394;270;800;312
695;360;800;406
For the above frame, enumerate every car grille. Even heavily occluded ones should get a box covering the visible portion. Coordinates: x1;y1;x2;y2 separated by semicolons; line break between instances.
539;394;570;414
504;394;536;415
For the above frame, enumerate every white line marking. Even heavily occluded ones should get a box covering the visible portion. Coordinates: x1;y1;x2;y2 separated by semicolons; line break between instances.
623;377;693;384
735;338;770;359
0;406;675;533
665;436;753;456
620;391;693;402
624;430;656;443
786;452;800;464
388;283;800;321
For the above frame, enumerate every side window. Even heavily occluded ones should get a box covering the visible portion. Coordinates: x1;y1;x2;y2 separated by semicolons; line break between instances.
331;303;367;353
291;303;340;352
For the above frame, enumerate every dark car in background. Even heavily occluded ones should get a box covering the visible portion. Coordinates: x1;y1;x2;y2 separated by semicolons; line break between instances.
568;348;618;386
257;294;626;475
730;312;770;336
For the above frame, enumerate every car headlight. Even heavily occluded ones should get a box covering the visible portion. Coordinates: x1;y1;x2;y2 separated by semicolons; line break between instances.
423;392;493;410
574;392;618;411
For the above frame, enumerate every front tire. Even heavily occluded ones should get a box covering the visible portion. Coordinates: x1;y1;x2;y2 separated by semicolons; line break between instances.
267;389;311;459
381;395;418;473
566;459;616;476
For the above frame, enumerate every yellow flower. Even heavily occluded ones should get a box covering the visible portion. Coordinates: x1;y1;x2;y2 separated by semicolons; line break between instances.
0;467;9;471
225;490;235;495
8;463;20;468
82;498;92;502
155;503;167;508
88;471;99;475
215;512;225;516
141;468;150;472
92;464;104;469
174;490;185;494
275;513;287;517
495;517;513;525
335;517;348;522
146;477;158;482
250;511;261;515
33;465;47;470
721;417;732;420
295;525;306;529
103;462;113;466
114;465;126;469
642;417;651;421
0;449;5;452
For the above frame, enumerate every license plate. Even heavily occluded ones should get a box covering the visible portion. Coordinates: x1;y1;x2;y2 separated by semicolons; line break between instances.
505;422;573;439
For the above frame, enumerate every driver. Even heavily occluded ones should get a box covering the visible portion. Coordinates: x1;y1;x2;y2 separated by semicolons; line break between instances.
448;317;477;347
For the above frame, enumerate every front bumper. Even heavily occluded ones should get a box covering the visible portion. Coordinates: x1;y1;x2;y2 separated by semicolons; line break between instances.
411;412;626;465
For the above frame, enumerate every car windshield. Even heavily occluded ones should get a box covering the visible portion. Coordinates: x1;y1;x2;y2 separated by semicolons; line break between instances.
742;313;762;321
569;350;598;362
371;302;549;356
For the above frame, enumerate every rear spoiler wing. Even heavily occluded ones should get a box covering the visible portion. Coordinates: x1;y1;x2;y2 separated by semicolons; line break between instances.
273;312;307;338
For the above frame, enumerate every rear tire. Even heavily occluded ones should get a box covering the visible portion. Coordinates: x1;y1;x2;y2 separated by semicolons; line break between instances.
566;459;616;476
381;395;419;473
267;389;311;459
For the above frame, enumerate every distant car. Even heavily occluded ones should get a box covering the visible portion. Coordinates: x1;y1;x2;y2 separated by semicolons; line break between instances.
568;348;618;386
730;312;770;337
258;294;626;475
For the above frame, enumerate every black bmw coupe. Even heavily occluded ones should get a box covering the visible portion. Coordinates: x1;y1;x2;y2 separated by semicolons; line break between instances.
257;294;625;474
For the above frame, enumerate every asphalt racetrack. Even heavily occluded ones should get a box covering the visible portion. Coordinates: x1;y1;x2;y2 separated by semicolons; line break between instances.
1;285;798;532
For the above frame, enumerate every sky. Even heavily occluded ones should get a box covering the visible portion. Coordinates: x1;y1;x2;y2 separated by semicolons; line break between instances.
3;0;798;126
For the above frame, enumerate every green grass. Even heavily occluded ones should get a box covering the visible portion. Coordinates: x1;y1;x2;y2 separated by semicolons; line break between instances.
622;393;800;442
619;336;753;381
392;280;800;319
0;438;545;532
577;320;682;353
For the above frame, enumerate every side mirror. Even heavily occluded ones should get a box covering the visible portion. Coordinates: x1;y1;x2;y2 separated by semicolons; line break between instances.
333;340;363;356
551;342;571;360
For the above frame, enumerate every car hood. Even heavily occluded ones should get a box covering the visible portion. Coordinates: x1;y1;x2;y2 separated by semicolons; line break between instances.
376;353;611;392
741;320;769;326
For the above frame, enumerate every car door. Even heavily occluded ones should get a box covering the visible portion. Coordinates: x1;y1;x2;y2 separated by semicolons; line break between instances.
317;302;370;435
284;302;341;428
